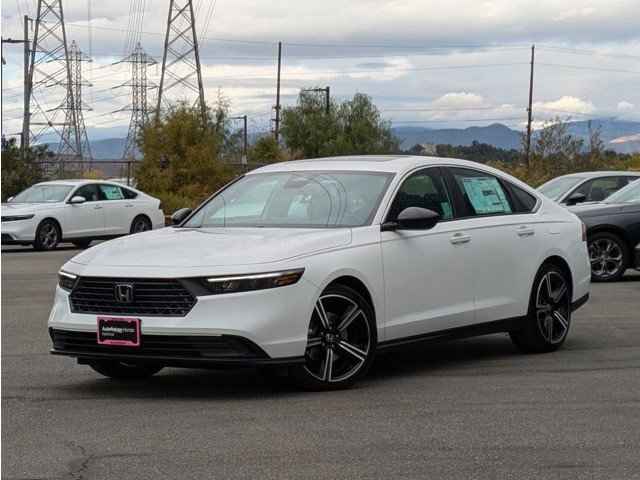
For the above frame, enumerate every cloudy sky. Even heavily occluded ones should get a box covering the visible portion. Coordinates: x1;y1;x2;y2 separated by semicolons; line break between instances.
2;0;640;141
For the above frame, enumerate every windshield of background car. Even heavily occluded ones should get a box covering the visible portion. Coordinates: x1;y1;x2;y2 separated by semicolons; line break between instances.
605;180;640;203
184;171;394;228
9;185;73;203
538;176;585;200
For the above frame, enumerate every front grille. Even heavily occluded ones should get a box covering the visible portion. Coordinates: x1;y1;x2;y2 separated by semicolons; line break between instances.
69;277;197;317
50;329;266;359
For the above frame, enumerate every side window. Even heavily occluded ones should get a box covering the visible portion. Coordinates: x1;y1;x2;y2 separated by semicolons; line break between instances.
99;184;125;201
575;177;624;202
73;184;100;202
509;183;538;213
122;188;138;200
388;168;454;221
450;168;513;216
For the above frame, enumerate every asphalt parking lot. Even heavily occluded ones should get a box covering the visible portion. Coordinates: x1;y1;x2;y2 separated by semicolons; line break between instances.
2;245;640;480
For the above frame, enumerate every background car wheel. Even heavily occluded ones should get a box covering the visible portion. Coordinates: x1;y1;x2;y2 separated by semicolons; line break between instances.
588;232;629;282
293;284;377;390
130;215;152;234
33;219;61;251
72;239;92;249
88;361;163;380
510;263;572;353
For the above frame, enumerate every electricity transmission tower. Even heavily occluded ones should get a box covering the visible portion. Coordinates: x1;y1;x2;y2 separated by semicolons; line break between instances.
59;40;92;166
157;0;206;122
114;43;157;160
26;0;90;172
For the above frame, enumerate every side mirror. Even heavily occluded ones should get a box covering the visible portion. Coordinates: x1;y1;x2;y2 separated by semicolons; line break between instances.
68;195;86;205
171;207;192;225
381;207;441;232
566;192;587;206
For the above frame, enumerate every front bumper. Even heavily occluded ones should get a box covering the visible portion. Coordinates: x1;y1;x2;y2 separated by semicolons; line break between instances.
1;218;38;243
48;277;320;360
49;328;304;367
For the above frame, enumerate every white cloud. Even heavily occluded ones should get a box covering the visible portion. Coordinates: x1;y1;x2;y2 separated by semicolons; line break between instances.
617;101;635;112
533;96;596;115
432;92;486;108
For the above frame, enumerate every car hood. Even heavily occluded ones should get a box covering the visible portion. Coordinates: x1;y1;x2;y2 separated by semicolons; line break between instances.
69;226;352;268
569;202;640;217
1;202;61;215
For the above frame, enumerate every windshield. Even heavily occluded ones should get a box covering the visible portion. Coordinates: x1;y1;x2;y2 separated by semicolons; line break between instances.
538;176;585;200
184;171;394;228
605;179;640;203
9;184;73;203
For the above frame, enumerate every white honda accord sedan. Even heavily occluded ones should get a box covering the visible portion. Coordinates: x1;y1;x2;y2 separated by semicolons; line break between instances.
2;180;165;250
49;156;590;389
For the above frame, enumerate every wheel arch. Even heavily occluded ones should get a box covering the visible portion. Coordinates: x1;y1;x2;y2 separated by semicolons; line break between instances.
540;255;574;298
38;216;63;236
587;224;632;250
130;213;152;232
324;275;377;327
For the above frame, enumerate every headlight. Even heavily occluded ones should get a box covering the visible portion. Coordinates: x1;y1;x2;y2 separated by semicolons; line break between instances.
58;270;78;291
201;268;305;295
1;214;35;222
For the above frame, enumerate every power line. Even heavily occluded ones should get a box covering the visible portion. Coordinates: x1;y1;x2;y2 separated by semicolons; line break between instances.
537;62;640;75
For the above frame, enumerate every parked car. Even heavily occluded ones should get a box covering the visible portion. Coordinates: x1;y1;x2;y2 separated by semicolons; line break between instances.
538;171;640;206
49;156;590;390
1;180;165;250
570;180;640;282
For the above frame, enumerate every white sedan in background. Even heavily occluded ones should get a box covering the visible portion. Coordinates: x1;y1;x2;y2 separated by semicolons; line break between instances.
1;180;165;250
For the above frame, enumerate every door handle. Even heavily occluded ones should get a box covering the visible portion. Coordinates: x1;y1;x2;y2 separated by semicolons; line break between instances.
125;204;134;208
93;205;103;210
516;225;535;237
450;232;471;245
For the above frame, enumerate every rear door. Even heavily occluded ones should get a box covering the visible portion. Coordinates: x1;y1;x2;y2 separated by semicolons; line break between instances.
445;167;543;323
65;184;106;238
98;184;131;234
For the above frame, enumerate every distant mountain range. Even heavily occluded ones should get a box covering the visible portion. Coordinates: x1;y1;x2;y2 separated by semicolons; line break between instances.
392;119;640;154
44;119;640;159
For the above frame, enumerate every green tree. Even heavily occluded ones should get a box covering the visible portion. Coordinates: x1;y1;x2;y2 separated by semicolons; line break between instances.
136;103;234;213
1;137;48;201
281;91;398;158
248;135;285;164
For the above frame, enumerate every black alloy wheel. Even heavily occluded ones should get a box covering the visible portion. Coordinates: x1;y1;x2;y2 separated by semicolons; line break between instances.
294;284;376;390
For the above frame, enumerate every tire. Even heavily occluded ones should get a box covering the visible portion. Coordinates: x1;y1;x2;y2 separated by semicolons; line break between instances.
88;361;163;380
292;284;377;390
588;232;629;282
130;215;152;234
33;219;61;251
510;263;572;353
72;239;92;249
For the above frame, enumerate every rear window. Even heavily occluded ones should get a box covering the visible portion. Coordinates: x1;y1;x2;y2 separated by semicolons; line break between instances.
122;188;138;199
509;184;538;212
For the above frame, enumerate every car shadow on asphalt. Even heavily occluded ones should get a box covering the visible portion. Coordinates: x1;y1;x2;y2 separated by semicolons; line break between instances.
52;335;520;399
1;245;80;254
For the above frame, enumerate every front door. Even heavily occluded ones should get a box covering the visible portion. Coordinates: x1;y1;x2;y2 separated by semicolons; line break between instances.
66;184;105;238
381;167;475;341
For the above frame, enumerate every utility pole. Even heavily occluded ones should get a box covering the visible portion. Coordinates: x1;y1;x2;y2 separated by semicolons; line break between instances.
274;41;282;142
114;43;157;161
525;44;535;167
157;0;206;123
1;29;29;155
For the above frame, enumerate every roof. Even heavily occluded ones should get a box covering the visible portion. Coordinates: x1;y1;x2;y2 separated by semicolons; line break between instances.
35;179;133;186
249;155;485;175
560;171;640;179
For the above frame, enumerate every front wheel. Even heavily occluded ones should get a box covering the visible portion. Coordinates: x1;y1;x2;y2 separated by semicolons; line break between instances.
510;263;572;353
34;219;61;251
588;232;629;282
293;284;376;390
88;361;163;380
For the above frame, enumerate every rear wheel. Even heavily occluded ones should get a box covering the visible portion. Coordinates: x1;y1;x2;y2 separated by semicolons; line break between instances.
293;284;376;390
510;264;572;353
588;232;629;282
33;219;60;251
88;361;163;380
130;215;152;234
